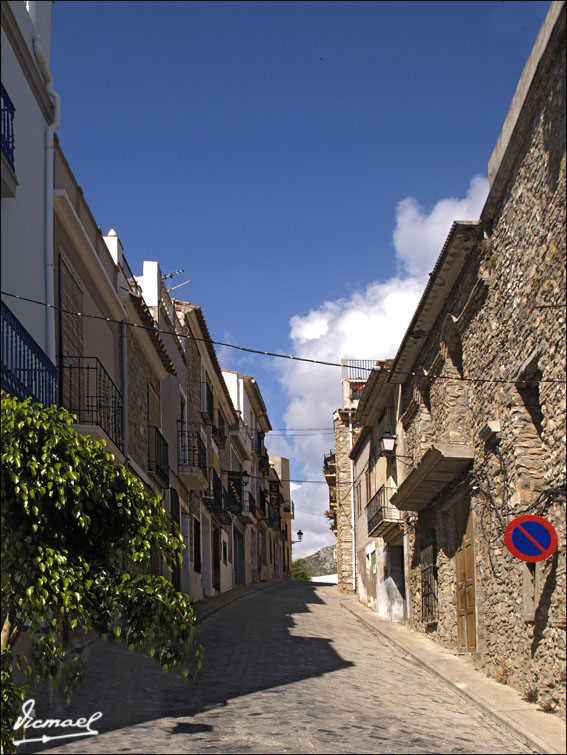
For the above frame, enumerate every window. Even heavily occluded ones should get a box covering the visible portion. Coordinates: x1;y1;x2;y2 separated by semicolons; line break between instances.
420;528;438;624
222;540;228;565
355;482;362;516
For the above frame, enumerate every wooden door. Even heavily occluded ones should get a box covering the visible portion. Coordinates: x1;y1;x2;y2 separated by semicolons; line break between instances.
456;501;476;652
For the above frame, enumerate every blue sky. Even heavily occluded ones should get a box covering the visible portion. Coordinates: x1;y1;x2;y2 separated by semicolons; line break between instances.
51;0;550;557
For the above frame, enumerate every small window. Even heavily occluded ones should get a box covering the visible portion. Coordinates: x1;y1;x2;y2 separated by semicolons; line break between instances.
222;540;228;565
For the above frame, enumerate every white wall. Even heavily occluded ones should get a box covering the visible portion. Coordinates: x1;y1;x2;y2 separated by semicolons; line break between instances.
1;2;54;353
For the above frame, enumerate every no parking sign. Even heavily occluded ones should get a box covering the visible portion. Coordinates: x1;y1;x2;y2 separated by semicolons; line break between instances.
504;515;558;562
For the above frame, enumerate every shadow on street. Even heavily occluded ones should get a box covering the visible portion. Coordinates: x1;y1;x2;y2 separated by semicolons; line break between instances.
18;582;352;752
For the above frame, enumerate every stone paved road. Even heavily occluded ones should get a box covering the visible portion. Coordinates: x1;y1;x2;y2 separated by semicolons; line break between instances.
18;583;532;754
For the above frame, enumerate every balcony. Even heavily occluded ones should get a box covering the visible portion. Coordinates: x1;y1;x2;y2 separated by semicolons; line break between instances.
1;84;17;198
323;451;336;478
283;499;294;517
203;470;231;525
1;301;57;406
177;422;207;490
59;355;122;452
147;425;169;487
238;490;257;524
367;485;402;540
390;444;475;512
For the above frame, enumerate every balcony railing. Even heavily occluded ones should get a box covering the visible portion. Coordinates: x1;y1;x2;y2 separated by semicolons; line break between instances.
341;359;376;380
59;355;122;450
1;84;16;173
283;499;294;516
148;425;169;487
367;485;400;537
323;451;335;476
1;301;57;406
177;423;207;475
203;470;231;524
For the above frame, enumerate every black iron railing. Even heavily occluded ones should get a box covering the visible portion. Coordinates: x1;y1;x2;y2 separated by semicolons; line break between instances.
59;355;122;450
1;301;57;406
421;534;438;623
204;470;231;524
366;485;399;535
341;359;376;380
1;83;16;173
148;425;169;487
177;422;207;476
323;451;335;475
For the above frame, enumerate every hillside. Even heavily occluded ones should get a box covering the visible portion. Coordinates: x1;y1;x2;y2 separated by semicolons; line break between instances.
302;545;336;577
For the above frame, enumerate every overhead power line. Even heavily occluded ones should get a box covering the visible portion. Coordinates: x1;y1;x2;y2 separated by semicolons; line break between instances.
2;291;565;385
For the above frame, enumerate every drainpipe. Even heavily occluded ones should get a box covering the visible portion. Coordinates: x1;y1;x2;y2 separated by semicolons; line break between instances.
348;410;356;592
121;320;129;459
33;35;61;364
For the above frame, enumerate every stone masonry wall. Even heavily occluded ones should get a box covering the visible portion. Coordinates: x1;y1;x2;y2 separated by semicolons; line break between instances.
402;27;565;716
334;412;356;593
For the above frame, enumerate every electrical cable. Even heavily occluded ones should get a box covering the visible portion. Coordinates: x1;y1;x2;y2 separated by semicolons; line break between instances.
3;291;565;385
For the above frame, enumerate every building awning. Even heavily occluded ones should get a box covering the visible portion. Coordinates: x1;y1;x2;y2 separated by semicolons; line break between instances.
390;444;474;511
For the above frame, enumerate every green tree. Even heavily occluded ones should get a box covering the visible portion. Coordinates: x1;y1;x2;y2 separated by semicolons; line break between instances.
291;558;311;581
1;393;203;753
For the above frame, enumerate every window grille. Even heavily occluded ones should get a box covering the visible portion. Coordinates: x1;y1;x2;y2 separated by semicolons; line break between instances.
421;529;438;623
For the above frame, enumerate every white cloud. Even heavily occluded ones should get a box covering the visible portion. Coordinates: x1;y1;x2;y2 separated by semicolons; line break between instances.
393;175;488;278
277;176;488;562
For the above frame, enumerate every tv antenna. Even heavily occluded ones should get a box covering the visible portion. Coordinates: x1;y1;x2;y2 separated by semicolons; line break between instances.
162;269;191;292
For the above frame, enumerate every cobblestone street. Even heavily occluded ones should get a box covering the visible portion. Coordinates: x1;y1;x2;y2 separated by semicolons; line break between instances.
19;583;531;754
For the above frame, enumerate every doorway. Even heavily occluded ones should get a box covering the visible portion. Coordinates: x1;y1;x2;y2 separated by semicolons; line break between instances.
455;500;477;652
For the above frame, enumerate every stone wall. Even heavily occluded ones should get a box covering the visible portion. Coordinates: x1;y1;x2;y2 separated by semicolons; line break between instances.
401;19;565;715
333;411;356;592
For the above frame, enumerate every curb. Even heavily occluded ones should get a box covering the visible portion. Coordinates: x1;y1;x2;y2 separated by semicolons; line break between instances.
340;600;562;755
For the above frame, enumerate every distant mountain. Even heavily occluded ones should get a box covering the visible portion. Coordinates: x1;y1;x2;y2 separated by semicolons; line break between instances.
302;545;336;577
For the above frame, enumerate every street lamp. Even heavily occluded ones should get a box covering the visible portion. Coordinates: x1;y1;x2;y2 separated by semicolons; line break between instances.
291;529;303;544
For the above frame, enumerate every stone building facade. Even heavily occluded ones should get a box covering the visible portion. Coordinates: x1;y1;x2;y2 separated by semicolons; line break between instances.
388;2;565;716
329;360;376;592
349;362;408;620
